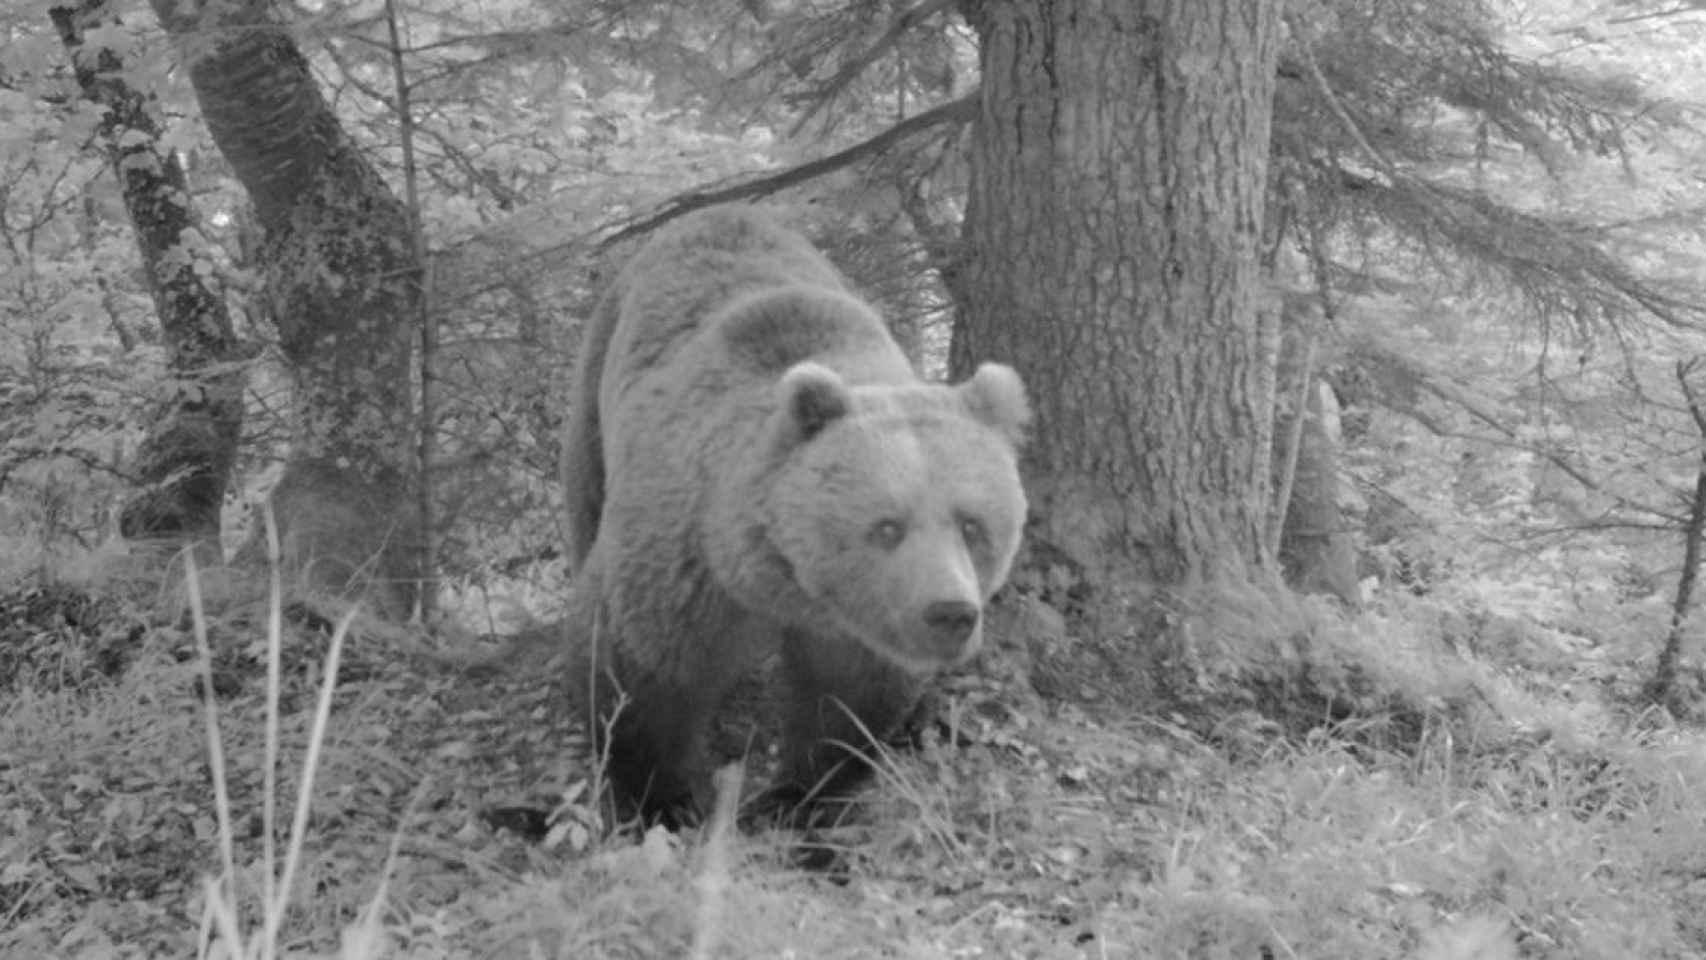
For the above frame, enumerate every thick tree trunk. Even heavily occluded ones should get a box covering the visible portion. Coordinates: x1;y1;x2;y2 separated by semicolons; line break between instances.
52;0;244;557
149;0;422;615
954;0;1282;585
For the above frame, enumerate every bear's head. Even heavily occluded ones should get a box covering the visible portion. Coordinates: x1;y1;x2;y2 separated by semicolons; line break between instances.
764;361;1030;672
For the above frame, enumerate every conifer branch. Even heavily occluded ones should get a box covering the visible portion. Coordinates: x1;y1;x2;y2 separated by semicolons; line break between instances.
789;0;959;136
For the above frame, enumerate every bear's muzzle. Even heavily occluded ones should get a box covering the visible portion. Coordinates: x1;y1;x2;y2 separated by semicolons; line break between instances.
922;599;980;662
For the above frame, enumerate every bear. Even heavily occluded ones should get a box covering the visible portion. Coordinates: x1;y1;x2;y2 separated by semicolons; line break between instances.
560;205;1029;827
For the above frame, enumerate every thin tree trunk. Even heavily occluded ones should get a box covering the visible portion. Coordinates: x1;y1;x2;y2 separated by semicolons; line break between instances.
149;0;422;615
1269;332;1316;551
954;0;1282;586
1276;376;1361;607
384;0;437;620
52;0;245;557
1649;358;1706;713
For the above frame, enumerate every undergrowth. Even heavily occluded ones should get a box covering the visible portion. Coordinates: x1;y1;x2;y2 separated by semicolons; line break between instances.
3;555;1705;959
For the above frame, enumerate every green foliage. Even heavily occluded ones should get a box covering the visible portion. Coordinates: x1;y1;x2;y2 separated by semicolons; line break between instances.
0;581;144;692
1279;0;1683;320
1258;3;1706;689
0;98;154;566
11;565;1706;958
7;0;1706;954
0;0;979;585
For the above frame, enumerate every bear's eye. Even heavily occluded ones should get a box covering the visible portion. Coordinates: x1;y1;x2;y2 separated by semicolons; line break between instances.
868;519;907;550
959;515;989;549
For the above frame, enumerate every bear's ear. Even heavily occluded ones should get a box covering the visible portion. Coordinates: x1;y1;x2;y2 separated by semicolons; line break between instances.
775;362;852;447
958;363;1030;447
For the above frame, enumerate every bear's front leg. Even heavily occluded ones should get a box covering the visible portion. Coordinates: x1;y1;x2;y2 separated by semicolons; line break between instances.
561;563;713;828
594;680;712;828
764;626;927;826
576;597;774;829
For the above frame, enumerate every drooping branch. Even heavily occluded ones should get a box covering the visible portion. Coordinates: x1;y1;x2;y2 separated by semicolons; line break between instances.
1280;5;1690;331
1329;171;1699;328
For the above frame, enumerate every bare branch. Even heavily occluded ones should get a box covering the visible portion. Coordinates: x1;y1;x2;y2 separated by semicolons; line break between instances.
598;92;977;251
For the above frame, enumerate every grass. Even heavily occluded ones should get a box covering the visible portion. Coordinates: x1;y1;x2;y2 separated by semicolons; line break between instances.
3;559;1705;958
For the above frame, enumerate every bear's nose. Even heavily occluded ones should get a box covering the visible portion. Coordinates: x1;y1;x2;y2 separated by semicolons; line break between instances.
923;600;980;655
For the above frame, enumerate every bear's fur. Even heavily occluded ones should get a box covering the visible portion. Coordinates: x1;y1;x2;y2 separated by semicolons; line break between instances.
561;206;1029;826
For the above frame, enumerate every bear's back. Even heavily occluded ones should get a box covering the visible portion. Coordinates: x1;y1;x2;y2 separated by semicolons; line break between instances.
605;209;856;379
714;286;911;383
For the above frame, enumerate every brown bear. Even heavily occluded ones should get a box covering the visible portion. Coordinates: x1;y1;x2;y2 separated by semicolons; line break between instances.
560;206;1028;827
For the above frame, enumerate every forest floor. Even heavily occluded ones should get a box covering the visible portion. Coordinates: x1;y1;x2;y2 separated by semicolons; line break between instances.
2;573;1706;960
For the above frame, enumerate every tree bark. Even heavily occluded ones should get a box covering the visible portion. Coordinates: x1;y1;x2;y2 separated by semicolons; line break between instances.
954;0;1282;585
51;0;245;556
1276;376;1361;607
149;0;422;615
